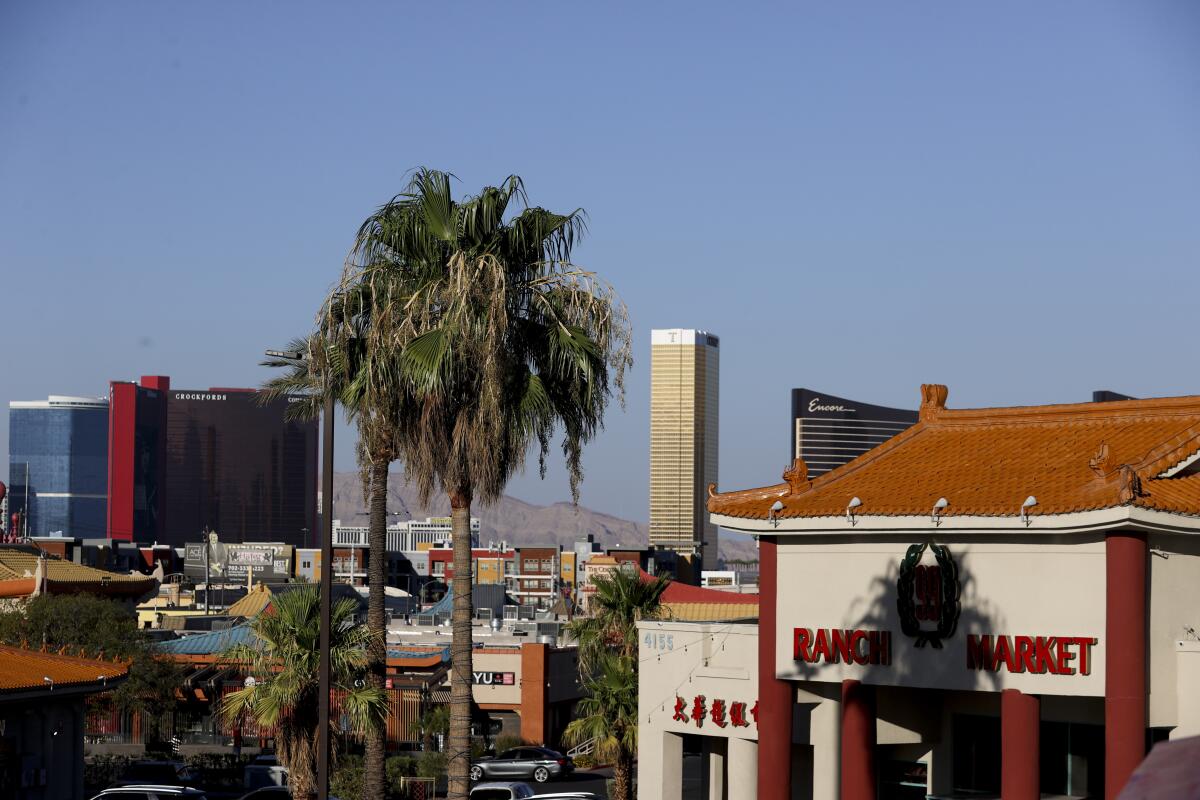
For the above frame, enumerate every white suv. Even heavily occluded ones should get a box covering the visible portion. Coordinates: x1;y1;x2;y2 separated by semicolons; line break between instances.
89;787;208;800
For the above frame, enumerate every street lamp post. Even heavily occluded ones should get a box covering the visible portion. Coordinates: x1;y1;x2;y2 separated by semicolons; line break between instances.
317;391;334;800
266;348;333;800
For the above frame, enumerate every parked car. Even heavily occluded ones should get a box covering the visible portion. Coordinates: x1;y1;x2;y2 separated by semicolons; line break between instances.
469;783;599;800
89;787;207;800
469;783;535;800
469;747;574;783
111;761;198;787
243;754;288;789
238;788;343;800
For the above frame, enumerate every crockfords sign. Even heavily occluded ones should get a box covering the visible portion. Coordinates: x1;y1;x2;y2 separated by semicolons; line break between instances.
174;393;228;401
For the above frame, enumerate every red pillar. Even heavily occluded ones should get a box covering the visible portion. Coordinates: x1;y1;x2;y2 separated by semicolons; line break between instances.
758;536;792;800
1001;688;1040;800
106;382;137;541
1106;531;1147;799
520;642;548;745
840;679;876;800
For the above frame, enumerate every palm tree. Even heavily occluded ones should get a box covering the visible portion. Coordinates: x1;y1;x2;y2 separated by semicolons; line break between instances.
261;315;399;799
329;169;633;799
562;653;639;800
567;566;670;669
220;586;387;799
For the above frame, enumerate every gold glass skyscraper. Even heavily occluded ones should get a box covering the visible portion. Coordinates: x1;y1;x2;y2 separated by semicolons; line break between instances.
649;328;719;572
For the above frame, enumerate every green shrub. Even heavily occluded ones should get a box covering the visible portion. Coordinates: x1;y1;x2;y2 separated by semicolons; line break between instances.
493;734;523;754
415;750;447;779
184;753;254;790
330;753;364;799
386;754;419;780
573;753;596;769
84;754;132;793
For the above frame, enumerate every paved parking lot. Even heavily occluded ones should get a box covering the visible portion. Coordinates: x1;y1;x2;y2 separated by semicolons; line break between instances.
527;767;613;796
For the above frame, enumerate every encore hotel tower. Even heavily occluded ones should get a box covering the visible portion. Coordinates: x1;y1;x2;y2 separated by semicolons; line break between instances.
650;328;719;573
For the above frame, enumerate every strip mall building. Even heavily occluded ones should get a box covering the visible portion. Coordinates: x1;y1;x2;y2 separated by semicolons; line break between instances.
642;386;1200;800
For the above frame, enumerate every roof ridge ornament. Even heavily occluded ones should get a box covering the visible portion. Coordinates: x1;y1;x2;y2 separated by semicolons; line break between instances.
919;384;949;422
783;458;810;494
1119;465;1145;504
1090;441;1116;477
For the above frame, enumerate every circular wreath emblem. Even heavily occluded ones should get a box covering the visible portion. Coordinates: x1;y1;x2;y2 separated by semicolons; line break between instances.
896;542;961;649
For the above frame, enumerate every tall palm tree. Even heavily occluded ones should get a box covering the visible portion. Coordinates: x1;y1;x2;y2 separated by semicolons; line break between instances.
329;169;632;799
220;586;387;800
567;566;671;669
261;319;398;800
564;568;668;800
562;653;639;800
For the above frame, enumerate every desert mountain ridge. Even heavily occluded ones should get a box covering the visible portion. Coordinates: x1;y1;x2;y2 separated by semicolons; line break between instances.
330;471;758;564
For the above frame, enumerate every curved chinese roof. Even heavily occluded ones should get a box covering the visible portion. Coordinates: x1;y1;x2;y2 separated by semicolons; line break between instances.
0;546;159;599
709;385;1200;530
0;644;128;696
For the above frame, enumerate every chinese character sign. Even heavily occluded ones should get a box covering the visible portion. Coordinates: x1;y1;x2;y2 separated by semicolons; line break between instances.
673;695;757;730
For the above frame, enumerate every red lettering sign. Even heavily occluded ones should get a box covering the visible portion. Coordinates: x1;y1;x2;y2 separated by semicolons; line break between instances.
672;696;688;722
691;695;707;727
966;635;1097;676
710;699;728;728
729;701;750;728
793;627;892;666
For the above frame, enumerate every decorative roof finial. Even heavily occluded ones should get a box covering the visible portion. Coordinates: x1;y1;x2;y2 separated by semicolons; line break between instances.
783;458;810;494
1090;442;1116;477
919;384;949;421
1118;465;1144;504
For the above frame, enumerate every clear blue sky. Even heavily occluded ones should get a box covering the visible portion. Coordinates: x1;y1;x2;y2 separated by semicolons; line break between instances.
3;2;1198;525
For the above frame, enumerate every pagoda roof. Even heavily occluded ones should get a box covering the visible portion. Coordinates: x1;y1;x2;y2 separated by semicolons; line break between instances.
709;385;1200;530
0;546;158;599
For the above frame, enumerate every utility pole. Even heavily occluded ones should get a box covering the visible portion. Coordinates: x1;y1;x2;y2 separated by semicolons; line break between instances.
264;346;333;800
203;528;210;615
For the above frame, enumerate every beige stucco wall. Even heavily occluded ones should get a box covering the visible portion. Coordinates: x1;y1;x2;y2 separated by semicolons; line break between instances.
639;620;759;741
1147;533;1200;728
1174;642;1200;738
638;621;758;800
472;650;522;706
775;534;1108;696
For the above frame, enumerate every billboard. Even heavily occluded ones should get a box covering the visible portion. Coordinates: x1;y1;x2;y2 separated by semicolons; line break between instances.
184;540;294;583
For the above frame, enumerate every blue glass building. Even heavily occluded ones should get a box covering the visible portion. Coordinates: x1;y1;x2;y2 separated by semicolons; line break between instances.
8;396;109;537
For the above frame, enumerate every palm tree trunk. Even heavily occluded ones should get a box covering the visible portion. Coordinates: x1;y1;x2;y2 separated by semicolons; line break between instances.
447;488;474;800
613;748;634;800
363;458;389;800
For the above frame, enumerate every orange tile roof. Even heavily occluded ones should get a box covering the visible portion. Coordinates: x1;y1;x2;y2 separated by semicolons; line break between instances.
662;602;759;622
0;546;158;598
708;385;1200;522
0;645;128;694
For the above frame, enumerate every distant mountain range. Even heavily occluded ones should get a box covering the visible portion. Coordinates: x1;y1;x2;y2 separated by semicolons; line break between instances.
330;471;759;564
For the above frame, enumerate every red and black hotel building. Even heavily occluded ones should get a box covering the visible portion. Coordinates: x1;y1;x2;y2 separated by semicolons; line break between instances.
106;376;317;548
705;385;1200;800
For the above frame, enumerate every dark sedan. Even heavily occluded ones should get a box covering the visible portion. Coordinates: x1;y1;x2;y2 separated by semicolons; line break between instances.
469;747;574;783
